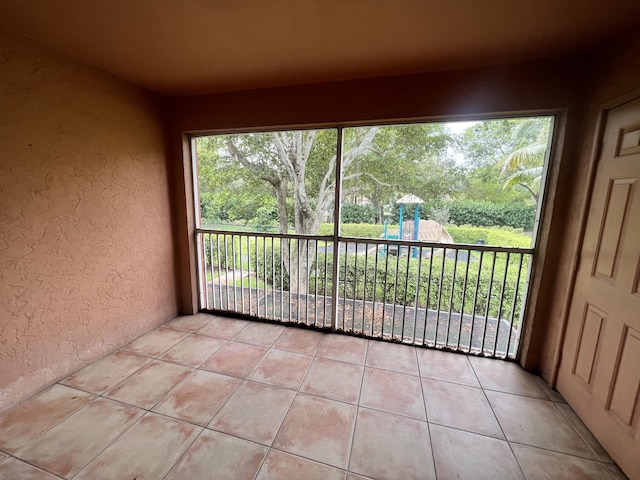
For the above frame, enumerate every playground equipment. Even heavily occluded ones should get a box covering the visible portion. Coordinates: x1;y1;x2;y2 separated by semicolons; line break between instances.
382;194;452;257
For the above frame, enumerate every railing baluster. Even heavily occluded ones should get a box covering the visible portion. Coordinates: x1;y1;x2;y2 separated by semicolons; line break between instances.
446;247;459;348
412;247;423;344
245;235;251;316
372;244;379;337
456;249;472;352
435;247;447;346
422;247;435;345
480;251;498;355
507;254;525;359
362;243;369;336
401;248;411;341
296;239;301;324
391;250;401;340
342;242;348;330
324;243;329;327
216;234;223;310
271;237;276;320
381;246;390;339
305;239;310;326
469;251;484;353
493;252;511;358
204;234;211;310
352;244;358;332
288;239;293;323
314;240;319;327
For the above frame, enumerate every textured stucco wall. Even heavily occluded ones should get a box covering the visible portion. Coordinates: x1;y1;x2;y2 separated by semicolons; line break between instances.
0;28;178;410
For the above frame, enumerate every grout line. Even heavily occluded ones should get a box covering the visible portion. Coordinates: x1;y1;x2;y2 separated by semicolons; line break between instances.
346;338;368;476
1;455;67;479
159;425;207;480
551;401;607;463
467;356;530;479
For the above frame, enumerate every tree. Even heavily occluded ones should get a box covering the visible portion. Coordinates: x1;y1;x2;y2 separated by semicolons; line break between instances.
455;119;547;203
495;118;551;202
342;123;460;222
198;128;379;293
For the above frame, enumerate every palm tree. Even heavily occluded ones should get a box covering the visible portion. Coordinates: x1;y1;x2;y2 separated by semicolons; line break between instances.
496;118;551;202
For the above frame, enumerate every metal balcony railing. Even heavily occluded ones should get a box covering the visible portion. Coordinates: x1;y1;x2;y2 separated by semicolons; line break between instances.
196;229;533;359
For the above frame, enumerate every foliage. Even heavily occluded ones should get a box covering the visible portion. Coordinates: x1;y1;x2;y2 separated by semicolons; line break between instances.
310;251;529;322
447;201;536;230
446;226;531;248
318;223;386;238
341;204;377;224
495;118;552;202
256;244;290;290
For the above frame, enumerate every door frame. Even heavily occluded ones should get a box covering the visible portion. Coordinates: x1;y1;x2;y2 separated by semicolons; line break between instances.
552;87;640;385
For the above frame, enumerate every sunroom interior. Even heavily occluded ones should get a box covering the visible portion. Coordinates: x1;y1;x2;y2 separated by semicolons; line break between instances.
1;1;640;479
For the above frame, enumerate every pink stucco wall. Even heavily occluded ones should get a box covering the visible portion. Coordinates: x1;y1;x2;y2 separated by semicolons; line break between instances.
0;28;178;410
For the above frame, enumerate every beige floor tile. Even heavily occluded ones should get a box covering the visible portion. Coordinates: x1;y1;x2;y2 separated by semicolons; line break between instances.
256;450;346;480
349;407;435;480
422;378;504;438
430;424;524;479
469;356;546;398
60;350;151;394
232;321;285;347
16;398;143;478
197;316;249;339
159;334;226;367
0;384;94;453
555;402;614;463
366;340;419;375
300;357;364;404
165;429;267;480
317;334;368;365
416;348;480;387
486;391;595;459
347;474;373;480
165;313;213;332
153;370;241;425
248;349;313;390
74;413;200;480
511;443;612;480
0;458;60;479
209;380;296;445
360;367;426;420
200;341;268;378
273;327;325;355
121;327;189;357
274;394;357;469
105;360;193;409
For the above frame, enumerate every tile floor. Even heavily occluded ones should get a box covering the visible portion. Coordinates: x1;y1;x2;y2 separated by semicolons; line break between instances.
0;313;629;480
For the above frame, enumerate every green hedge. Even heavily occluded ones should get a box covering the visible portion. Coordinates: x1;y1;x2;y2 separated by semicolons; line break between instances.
341;204;378;224
311;251;528;323
319;223;386;238
446;226;531;248
446;201;536;230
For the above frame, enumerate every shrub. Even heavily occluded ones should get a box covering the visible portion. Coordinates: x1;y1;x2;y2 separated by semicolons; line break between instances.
335;251;529;322
319;223;385;238
446;225;531;248
341;204;377;224
447;201;536;230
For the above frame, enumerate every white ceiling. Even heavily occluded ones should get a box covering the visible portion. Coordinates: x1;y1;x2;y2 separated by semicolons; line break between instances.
1;0;639;96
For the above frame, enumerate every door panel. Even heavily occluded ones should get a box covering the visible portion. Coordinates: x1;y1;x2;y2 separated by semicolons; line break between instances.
558;95;640;480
